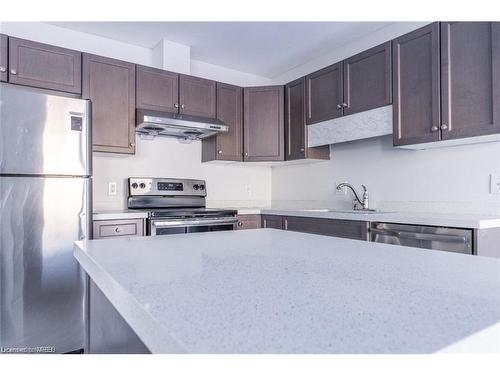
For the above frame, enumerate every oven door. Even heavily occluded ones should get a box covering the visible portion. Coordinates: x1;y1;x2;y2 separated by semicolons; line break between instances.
149;217;238;236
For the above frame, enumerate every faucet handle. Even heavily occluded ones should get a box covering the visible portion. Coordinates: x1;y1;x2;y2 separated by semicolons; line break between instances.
361;184;367;193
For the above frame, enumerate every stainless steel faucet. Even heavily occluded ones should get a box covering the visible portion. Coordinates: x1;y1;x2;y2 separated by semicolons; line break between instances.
336;182;369;210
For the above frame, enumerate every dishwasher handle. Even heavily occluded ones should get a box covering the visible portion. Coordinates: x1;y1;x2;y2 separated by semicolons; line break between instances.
370;228;469;244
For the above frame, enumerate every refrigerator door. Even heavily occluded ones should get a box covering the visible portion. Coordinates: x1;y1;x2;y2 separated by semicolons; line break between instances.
0;83;91;176
0;176;91;353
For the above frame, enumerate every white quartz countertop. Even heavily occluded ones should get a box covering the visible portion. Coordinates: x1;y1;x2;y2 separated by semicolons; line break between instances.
93;209;149;220
74;229;500;354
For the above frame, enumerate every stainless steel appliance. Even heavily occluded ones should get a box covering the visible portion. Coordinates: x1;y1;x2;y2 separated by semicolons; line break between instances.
127;177;237;236
0;83;91;353
135;109;228;140
370;222;473;255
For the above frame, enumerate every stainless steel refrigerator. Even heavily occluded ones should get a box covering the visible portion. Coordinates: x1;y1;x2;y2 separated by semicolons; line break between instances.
0;83;91;353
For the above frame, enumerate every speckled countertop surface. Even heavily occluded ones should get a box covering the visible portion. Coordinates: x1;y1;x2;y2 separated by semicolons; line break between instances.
74;229;500;353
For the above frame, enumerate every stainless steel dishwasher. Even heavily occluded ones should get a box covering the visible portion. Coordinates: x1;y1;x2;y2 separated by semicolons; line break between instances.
370;222;473;255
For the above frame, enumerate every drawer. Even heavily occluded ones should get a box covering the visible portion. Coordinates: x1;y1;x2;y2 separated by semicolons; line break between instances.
93;219;144;239
284;216;369;241
236;214;261;230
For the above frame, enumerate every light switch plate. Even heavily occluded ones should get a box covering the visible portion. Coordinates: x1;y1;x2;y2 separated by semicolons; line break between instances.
108;182;117;196
490;174;500;195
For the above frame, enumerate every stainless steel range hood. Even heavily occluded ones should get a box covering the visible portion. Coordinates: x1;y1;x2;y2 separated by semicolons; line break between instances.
136;109;228;140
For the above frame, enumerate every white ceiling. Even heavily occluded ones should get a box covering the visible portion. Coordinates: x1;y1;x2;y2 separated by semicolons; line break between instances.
48;22;394;78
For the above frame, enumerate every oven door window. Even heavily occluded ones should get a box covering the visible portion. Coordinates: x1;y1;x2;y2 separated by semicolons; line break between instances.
186;224;235;233
154;227;186;236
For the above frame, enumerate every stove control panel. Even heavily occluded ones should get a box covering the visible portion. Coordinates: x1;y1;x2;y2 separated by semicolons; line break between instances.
128;177;207;197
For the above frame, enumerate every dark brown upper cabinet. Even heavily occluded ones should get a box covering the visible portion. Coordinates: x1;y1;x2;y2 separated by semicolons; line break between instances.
305;62;343;124
202;82;243;162
440;22;500;140
343;41;392;116
243;85;284;161
0;34;7;82
392;23;441;146
82;53;136;154
136;65;179;113
179;74;216;118
285;77;329;161
8;37;81;94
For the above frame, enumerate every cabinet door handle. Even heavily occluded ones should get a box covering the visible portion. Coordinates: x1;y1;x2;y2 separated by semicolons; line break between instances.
174;103;179;108
218;150;223;155
181;104;185;109
10;69;17;75
0;66;6;73
441;124;449;131
284;219;288;230
237;221;243;227
336;104;342;110
430;126;439;132
130;142;135;147
244;152;248;157
300;148;305;152
342;103;348;108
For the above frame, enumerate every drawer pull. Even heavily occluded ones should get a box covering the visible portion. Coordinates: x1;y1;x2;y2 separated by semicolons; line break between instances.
114;227;122;233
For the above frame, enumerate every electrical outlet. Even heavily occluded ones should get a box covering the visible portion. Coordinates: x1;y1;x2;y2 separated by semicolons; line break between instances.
108;182;117;196
335;182;346;195
490;174;500;195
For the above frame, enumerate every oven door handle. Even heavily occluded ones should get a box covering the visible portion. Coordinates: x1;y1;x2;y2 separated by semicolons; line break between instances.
151;217;239;228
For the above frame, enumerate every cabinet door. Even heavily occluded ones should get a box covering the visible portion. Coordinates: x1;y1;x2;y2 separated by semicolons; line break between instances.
393;23;441;146
343;41;392;116
8;37;81;94
243;86;284;161
305;62;343;124
261;215;283;229
285;77;306;160
236;214;261;230
0;34;7;82
441;22;500;140
82;54;136;154
284;216;369;241
203;82;243;162
179;74;216;118
136;65;179;113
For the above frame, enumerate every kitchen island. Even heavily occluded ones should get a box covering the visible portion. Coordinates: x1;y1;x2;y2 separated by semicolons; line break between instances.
74;229;500;354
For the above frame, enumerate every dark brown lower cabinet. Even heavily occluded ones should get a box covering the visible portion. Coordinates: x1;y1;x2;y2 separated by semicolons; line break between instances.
236;214;261;230
440;22;500;140
82;53;136;154
0;34;7;82
261;215;284;229
8;37;82;94
284;216;369;241
244;86;284;161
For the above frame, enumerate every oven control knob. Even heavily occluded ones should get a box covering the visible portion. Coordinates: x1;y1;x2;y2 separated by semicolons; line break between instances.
139;183;146;189
199;184;205;190
131;183;138;189
193;184;199;190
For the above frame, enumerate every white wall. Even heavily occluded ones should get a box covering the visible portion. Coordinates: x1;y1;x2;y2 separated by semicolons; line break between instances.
0;22;272;210
272;136;500;215
94;137;271;210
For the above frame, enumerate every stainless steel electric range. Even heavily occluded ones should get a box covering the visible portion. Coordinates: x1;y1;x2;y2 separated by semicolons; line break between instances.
127;177;238;236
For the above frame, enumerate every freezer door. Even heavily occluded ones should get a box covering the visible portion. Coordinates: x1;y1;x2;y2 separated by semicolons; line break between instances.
0;83;91;176
0;176;90;353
